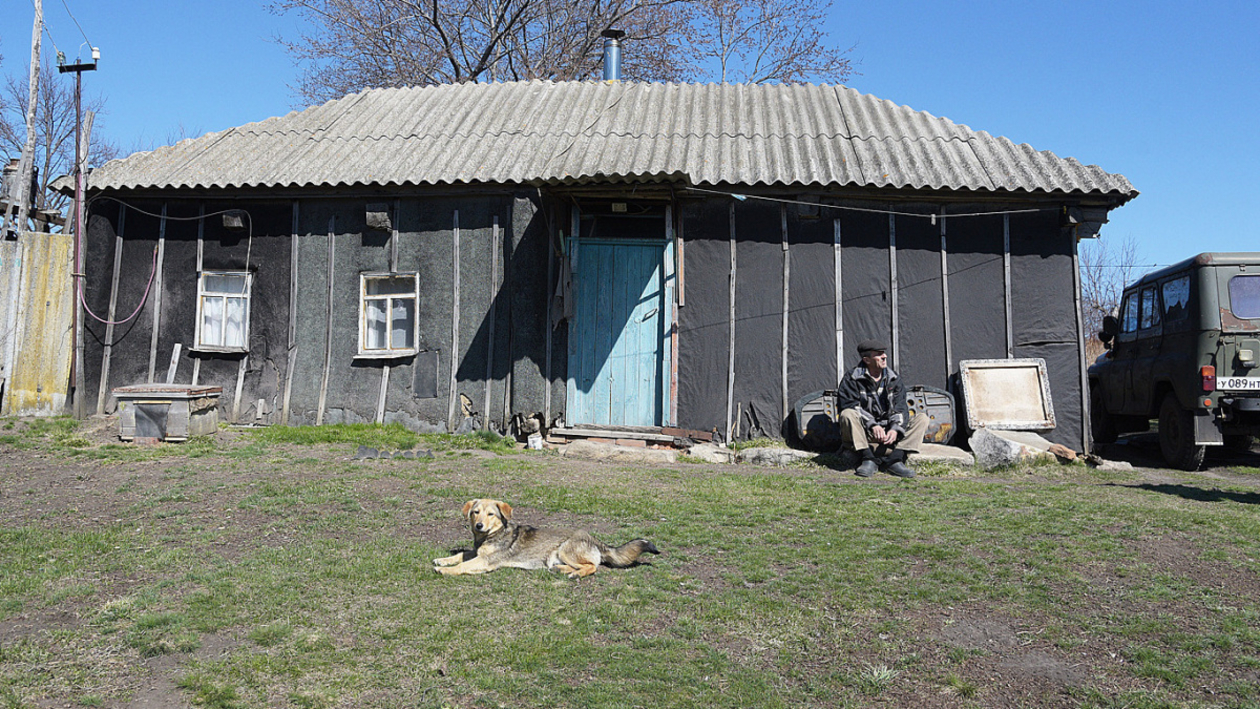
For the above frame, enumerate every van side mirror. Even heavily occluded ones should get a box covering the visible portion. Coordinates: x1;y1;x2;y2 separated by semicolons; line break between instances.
1099;315;1119;349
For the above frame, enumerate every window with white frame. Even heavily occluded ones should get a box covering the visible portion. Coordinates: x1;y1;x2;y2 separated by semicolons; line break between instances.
195;271;251;352
359;272;418;357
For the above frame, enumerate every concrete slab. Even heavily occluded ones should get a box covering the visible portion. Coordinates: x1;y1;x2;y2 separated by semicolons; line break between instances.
915;442;975;466
559;439;678;465
989;429;1056;451
830;444;972;468
736;447;819;467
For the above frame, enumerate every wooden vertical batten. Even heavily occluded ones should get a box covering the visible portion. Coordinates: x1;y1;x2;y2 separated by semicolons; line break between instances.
889;213;899;371
146;205;167;383
316;217;335;425
940;212;953;381
191;205;204;386
1004;214;1014;358
780;205;790;431
281;200;299;424
447;210;461;432
725;203;737;442
96;207;125;415
834;218;843;387
486;215;500;430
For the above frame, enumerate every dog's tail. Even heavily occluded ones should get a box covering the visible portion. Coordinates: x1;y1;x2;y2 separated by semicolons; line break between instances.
602;539;661;567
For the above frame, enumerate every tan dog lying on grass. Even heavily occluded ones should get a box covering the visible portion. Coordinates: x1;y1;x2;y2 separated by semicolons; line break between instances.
433;499;660;578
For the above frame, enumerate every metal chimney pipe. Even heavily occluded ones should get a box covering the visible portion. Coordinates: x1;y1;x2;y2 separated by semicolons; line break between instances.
601;29;626;81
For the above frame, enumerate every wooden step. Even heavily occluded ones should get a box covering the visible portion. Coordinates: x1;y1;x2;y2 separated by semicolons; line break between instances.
551;427;676;443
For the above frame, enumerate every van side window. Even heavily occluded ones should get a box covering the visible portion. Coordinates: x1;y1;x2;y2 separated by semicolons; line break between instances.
1228;275;1260;319
1161;275;1190;322
1139;286;1161;329
1120;293;1139;333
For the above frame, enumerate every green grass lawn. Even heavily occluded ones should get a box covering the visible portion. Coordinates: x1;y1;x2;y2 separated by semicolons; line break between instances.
3;419;1260;708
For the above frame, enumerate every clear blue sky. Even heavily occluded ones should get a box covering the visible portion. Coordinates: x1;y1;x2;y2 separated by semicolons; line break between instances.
6;0;1257;271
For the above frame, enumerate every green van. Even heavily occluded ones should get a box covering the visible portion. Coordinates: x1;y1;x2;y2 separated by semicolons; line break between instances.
1089;253;1260;469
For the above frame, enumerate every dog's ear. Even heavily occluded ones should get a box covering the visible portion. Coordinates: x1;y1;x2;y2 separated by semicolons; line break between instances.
497;501;513;520
462;500;476;517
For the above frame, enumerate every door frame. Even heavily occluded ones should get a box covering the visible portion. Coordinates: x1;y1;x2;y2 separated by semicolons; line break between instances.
564;207;676;427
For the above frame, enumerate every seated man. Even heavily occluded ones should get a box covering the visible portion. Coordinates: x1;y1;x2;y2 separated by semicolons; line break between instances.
838;340;930;478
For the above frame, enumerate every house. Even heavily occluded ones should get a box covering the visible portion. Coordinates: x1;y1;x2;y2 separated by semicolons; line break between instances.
69;80;1136;450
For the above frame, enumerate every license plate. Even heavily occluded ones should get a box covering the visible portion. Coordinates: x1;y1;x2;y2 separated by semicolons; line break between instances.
1219;376;1260;392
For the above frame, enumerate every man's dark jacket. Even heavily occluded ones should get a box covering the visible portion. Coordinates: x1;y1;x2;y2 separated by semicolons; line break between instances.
838;364;909;436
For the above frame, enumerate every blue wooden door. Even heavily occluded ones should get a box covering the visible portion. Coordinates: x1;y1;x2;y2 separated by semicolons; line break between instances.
568;238;668;426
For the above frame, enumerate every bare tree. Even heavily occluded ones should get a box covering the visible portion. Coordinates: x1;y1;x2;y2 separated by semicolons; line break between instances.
686;0;853;84
0;61;118;225
270;0;853;104
1080;234;1143;360
272;0;690;103
122;122;207;157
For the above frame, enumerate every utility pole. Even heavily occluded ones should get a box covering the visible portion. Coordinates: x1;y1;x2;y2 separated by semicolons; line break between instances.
1;0;42;411
11;0;43;234
59;49;98;418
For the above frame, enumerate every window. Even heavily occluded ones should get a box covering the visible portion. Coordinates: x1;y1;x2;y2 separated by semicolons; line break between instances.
1139;286;1161;330
1120;293;1139;333
1161;275;1190;322
359;273;418;357
195;271;251;352
1228;275;1260;319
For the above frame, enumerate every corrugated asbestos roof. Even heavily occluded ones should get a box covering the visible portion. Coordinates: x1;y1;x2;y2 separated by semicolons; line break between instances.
82;81;1136;199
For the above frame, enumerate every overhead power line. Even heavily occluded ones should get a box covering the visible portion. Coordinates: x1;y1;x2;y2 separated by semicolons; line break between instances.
25;0;96;60
59;0;93;47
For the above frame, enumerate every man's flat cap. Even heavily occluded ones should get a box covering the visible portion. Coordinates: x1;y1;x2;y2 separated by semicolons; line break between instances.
856;339;886;355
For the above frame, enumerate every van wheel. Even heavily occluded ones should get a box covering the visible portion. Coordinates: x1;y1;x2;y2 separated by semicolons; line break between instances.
1224;434;1255;452
1090;386;1118;445
1158;396;1206;471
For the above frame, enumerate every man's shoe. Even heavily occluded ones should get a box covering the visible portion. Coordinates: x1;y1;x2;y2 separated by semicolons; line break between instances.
885;460;916;479
855;459;879;477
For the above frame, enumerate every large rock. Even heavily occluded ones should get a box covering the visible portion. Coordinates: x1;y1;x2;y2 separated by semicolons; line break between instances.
1084;454;1134;471
969;428;1059;469
559;440;677;465
685;442;735;464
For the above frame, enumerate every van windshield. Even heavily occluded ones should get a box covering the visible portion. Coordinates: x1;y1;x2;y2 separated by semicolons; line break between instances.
1229;275;1260;319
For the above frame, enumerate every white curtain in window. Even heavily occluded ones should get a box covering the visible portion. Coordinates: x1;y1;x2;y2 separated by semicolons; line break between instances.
225;297;247;348
391;297;415;349
366;299;388;350
202;296;224;347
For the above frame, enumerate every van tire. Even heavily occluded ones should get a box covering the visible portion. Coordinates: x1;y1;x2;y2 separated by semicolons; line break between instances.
1224;434;1255;453
1159;395;1206;471
1090;386;1118;446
